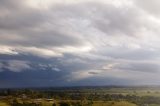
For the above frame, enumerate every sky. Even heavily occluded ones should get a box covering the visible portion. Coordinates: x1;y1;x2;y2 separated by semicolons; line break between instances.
1;0;160;88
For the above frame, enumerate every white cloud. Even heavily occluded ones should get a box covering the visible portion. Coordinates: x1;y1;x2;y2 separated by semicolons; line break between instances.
0;46;18;55
4;60;30;72
68;70;99;81
17;47;63;58
51;67;61;72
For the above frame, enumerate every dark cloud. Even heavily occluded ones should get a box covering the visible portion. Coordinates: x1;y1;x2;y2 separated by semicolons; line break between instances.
0;0;24;10
88;72;99;75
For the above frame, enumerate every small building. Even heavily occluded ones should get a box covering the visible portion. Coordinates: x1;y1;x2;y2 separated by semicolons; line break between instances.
45;98;54;102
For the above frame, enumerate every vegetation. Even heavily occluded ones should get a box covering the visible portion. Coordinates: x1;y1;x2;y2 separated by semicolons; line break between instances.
0;101;10;106
1;86;160;106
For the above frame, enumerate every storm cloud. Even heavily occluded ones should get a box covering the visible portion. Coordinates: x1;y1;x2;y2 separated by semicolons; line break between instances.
0;0;160;87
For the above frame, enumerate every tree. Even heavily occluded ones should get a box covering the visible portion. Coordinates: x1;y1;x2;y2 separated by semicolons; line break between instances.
59;102;70;106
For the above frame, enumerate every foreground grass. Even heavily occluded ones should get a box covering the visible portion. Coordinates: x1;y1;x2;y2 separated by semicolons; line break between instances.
0;100;138;106
93;101;137;106
0;102;9;106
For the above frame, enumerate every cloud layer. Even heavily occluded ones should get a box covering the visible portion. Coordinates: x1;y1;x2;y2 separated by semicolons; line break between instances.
1;0;160;87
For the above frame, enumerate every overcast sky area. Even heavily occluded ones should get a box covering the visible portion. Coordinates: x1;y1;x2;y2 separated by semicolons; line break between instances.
1;0;160;88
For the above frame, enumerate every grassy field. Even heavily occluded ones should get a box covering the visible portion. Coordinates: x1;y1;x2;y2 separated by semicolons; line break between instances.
0;101;9;106
43;101;138;106
0;100;138;106
78;87;160;97
1;99;159;106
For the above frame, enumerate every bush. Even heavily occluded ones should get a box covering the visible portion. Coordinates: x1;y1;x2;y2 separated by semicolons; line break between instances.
59;102;70;106
52;103;56;106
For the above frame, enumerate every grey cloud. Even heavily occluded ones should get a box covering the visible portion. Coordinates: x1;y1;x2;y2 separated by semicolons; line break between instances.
97;47;159;60
0;5;85;48
0;1;154;54
0;10;44;30
117;62;160;73
90;3;140;36
0;1;142;48
135;0;160;16
0;0;24;10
